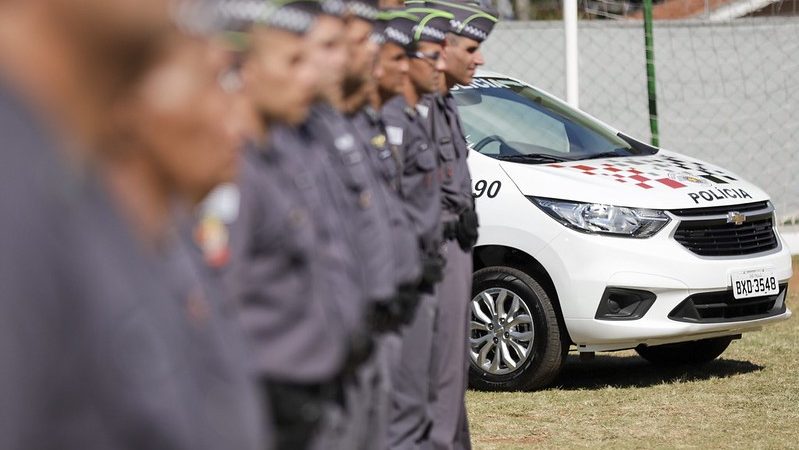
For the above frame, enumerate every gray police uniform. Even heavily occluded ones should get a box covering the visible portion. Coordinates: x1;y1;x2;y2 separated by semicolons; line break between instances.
382;94;443;450
227;143;349;449
161;224;268;450
271;125;369;355
351;106;427;450
383;97;443;264
424;3;498;447
352;106;422;292
306;102;409;450
0;83;265;450
426;93;474;450
307;103;398;309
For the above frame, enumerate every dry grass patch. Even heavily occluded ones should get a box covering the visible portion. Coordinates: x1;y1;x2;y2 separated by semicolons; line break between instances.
467;256;799;449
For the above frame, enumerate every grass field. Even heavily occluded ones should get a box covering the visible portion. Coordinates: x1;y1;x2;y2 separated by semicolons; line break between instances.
467;256;799;449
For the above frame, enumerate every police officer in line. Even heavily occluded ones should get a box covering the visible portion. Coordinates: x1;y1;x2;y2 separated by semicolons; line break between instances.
423;1;498;448
336;11;443;447
221;2;364;448
295;1;425;448
269;1;398;446
117;29;269;449
378;8;454;449
0;0;267;448
216;0;407;447
309;0;400;323
307;2;434;448
358;16;423;326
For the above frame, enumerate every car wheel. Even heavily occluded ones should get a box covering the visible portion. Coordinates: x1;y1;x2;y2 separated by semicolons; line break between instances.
635;336;734;365
468;266;567;391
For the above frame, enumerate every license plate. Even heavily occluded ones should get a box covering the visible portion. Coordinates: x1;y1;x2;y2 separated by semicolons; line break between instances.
730;268;778;299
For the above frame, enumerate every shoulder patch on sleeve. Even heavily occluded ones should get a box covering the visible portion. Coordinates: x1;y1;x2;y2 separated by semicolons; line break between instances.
386;126;404;145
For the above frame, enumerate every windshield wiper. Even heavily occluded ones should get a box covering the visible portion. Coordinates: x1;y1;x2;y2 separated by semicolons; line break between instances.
579;150;629;160
496;153;572;164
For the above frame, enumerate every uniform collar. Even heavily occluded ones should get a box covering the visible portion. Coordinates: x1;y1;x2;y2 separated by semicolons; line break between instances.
362;105;382;125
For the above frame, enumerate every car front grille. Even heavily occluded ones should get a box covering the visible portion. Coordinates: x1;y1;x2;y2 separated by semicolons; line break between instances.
669;201;769;217
670;202;779;257
669;284;788;323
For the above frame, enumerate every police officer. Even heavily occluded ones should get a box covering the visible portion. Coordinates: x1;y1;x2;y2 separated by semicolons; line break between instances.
422;1;498;448
114;28;268;449
0;0;266;448
379;8;454;449
361;14;423;323
325;12;440;448
298;1;420;447
269;2;389;446
222;2;356;449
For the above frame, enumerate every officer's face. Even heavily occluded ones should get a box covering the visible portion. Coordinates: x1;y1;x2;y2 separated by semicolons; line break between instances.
306;15;348;105
343;17;378;91
375;42;409;97
408;41;445;95
243;27;317;125
122;35;242;205
442;34;484;87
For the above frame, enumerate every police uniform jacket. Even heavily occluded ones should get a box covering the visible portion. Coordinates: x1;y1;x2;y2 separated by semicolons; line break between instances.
381;95;443;258
270;124;368;345
227;143;347;384
305;103;398;305
350;106;421;288
423;93;472;220
0;83;265;450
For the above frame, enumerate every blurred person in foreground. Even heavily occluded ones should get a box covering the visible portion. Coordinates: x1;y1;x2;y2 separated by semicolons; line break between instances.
221;1;361;448
224;0;413;447
0;0;265;448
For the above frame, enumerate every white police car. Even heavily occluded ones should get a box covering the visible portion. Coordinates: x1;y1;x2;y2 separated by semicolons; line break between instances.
458;72;793;391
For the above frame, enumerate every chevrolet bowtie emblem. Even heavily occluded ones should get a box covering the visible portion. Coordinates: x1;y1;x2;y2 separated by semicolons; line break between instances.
727;211;747;226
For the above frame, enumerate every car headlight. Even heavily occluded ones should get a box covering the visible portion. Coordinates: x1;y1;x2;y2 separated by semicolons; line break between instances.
529;197;670;238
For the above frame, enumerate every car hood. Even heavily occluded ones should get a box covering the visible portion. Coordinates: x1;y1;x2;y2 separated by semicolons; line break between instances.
500;150;770;209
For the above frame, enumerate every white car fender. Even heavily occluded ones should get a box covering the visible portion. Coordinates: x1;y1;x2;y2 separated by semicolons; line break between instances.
469;151;563;258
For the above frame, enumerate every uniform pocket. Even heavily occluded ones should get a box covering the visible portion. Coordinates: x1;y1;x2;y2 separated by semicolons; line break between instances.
438;136;457;162
412;142;437;172
336;149;370;192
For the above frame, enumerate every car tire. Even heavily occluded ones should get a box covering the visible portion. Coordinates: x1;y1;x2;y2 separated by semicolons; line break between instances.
635;336;734;365
468;266;567;391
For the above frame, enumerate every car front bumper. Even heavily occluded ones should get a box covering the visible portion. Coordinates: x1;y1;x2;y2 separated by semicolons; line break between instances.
537;222;793;352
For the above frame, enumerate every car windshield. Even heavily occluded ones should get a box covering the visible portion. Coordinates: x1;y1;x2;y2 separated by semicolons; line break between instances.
452;77;657;163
